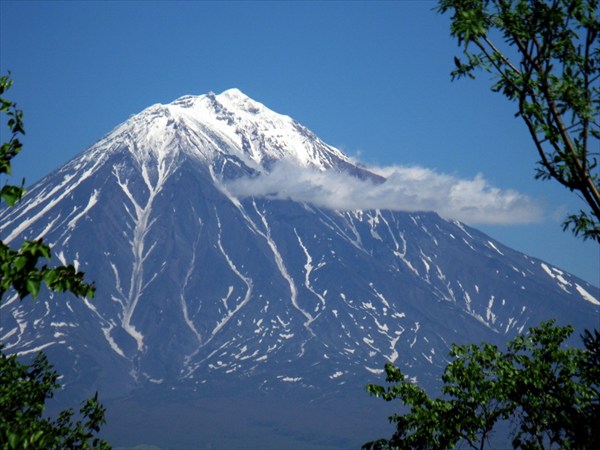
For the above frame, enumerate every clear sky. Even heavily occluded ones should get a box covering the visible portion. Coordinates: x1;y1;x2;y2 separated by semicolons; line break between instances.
0;0;598;285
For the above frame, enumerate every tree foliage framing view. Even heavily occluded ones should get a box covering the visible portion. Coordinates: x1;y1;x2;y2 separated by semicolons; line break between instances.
365;1;599;448
440;0;599;241
364;322;600;450
0;74;110;449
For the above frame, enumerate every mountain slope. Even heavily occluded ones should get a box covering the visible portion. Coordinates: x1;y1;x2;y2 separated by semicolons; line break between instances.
1;89;598;448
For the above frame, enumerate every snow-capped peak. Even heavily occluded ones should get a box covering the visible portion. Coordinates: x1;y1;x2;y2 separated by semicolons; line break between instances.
216;88;264;113
91;89;354;176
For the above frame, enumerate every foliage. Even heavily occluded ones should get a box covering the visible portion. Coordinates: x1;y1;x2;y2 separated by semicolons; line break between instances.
0;348;110;450
0;75;25;207
0;238;95;300
0;74;95;301
437;0;600;241
363;321;600;450
0;74;109;448
366;3;600;448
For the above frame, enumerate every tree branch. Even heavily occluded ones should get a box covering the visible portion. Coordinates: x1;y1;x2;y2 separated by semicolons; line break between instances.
508;13;600;222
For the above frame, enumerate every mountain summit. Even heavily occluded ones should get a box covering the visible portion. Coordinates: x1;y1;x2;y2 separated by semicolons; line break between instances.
92;88;357;177
1;90;598;448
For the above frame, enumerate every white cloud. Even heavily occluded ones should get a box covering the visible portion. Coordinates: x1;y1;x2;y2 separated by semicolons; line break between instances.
223;162;544;225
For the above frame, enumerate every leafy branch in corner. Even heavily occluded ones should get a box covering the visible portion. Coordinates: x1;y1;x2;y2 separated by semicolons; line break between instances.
364;321;600;449
0;348;110;449
437;0;600;241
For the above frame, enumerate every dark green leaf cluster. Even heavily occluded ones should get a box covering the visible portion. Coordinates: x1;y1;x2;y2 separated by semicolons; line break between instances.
438;0;600;241
0;347;110;450
0;239;95;300
364;321;600;450
0;75;95;302
0;74;25;207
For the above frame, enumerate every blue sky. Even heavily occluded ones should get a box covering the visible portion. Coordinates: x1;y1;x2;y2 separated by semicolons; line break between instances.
0;0;598;285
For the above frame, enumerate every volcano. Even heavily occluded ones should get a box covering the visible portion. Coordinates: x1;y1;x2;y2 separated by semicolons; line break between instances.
1;89;598;449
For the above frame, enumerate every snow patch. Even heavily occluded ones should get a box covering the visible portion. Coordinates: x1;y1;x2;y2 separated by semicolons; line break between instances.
487;240;504;255
279;376;302;382
575;284;600;306
365;366;384;375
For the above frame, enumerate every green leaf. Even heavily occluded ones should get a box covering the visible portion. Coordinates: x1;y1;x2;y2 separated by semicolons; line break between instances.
7;432;19;449
26;278;41;298
1;184;24;206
